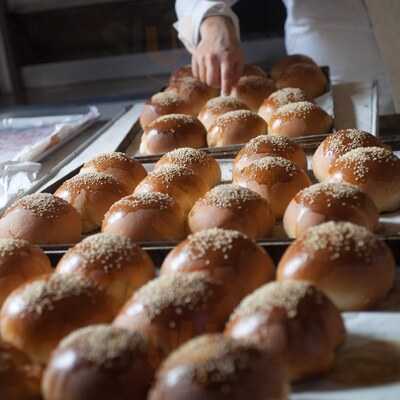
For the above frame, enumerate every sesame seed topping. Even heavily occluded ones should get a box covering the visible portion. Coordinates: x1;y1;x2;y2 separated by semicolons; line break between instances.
59;325;147;367
323;129;383;157
298;182;363;207
18;274;98;316
214;110;260;128
151;91;184;106
62;233;141;272
149;165;195;186
333;147;399;182
230;281;315;320
185;228;246;260
151;113;198;126
0;238;31;258
205;96;248;112
7;193;72;219
267;87;307;106
132;272;216;321
301;221;381;260
237;76;274;90
62;172;125;193
273;101;316;119
111;192;175;211
201;184;262;208
164;334;257;385
247;156;298;177
83;152;137;170
160;148;209;167
244;134;297;153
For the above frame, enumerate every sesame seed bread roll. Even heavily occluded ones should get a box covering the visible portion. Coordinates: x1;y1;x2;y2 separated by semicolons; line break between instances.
188;185;275;239
327;147;400;213
269;101;333;138
42;325;157;400
277;222;396;311
113;272;239;359
102;193;186;241
225;281;345;382
169;65;193;85
55;172;127;234
207;110;267;148
134;165;208;213
0;193;81;244
283;182;379;238
198;96;249;131
0;340;42;400
154;148;221;189
276;63;328;99
166;77;219;115
312;129;385;182
0;239;52;308
149;334;289;400
230;76;276;111
233;156;312;218
161;228;275;299
139;114;207;155
233;134;307;178
258;87;308;124
242;63;269;78
56;234;155;309
80;152;147;193
140;91;197;129
0;274;119;364
271;54;317;81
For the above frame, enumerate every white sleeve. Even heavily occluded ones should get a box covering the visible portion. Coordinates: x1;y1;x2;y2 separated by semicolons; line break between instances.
174;0;240;53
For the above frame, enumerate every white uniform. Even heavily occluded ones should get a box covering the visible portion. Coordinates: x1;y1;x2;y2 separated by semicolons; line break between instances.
174;0;394;114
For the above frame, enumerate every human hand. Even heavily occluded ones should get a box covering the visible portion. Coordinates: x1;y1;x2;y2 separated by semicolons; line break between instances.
193;16;244;95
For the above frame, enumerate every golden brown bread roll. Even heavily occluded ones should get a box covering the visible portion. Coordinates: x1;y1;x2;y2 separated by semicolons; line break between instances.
0;238;52;308
166;77;218;114
277;221;396;311
233;134;307;178
271;54;317;81
134;164;208;213
113;272;239;359
169;65;193;85
160;228;275;298
154;147;221;189
56;233;155;309
55;172;127;233
312;129;385;182
102;192;186;241
207;110;267;147
230;76;276;111
198;96;249;131
276;63;328;99
233;156;312;218
327;147;400;212
148;334;289;400
80;152;147;193
242;63;269;78
283;182;380;238
139;114;207;155
140;91;196;129
258;87;308;124
42;325;157;400
0;340;42;400
0;273;118;364
225;281;345;381
188;185;275;239
269;101;333;138
0;193;81;244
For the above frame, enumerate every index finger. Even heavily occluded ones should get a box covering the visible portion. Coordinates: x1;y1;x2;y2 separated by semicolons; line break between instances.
221;60;236;96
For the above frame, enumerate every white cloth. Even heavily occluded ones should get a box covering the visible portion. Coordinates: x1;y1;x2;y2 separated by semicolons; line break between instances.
174;0;394;113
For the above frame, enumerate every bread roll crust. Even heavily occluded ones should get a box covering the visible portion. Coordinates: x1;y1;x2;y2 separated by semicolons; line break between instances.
277;221;396;311
271;54;317;81
0;193;82;244
225;281;345;381
207;110;267;147
283;182;380;238
269;101;333;138
233;156;312;218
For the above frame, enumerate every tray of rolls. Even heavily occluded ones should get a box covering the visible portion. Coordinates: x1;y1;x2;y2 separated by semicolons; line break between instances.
134;54;336;159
